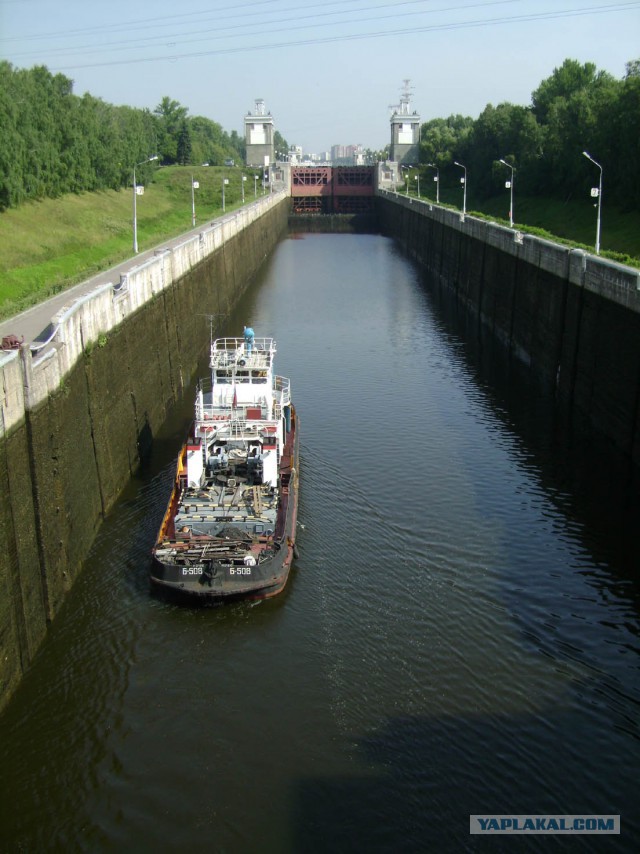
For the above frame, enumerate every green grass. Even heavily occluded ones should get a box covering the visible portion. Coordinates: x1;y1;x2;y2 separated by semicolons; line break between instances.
2;166;639;322
0;166;264;320
414;186;640;266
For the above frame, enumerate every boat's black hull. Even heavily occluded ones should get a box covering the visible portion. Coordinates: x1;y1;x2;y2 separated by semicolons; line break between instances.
150;536;296;602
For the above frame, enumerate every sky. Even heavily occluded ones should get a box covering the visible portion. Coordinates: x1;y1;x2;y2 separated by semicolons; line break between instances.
1;0;639;154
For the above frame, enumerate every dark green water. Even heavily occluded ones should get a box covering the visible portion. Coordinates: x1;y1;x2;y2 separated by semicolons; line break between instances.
1;234;638;852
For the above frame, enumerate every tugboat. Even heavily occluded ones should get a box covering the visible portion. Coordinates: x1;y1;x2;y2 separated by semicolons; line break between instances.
151;326;299;601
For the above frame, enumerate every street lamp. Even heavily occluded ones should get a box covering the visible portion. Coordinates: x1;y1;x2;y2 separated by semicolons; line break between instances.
499;158;515;227
415;173;420;199
191;174;199;227
222;177;229;212
242;175;247;203
132;155;158;253
427;163;439;203
454;161;467;216
583;150;603;255
254;174;259;198
405;166;413;195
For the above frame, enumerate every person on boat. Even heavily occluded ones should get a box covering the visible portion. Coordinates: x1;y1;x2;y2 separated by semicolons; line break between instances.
244;326;255;354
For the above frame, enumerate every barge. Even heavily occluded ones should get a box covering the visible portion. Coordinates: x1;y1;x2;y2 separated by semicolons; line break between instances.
151;327;299;601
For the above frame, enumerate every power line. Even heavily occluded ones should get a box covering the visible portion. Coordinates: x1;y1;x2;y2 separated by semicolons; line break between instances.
5;0;524;61
0;0;280;41
41;2;640;72
1;0;432;43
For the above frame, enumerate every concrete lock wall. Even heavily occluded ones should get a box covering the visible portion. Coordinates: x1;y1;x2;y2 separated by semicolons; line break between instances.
377;191;640;465
0;193;289;711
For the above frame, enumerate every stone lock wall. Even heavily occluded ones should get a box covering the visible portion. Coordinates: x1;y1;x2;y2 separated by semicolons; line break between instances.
377;192;640;464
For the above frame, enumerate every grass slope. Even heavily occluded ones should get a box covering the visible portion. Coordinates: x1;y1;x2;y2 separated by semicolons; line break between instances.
0;166;261;320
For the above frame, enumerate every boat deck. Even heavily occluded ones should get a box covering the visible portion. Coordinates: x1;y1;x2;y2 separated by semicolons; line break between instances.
210;337;276;372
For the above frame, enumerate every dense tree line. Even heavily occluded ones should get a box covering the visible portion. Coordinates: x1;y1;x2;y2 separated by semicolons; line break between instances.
0;62;247;209
2;58;637;213
419;58;640;212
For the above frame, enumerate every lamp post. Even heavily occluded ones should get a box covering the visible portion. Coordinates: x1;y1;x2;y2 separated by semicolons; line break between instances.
254;174;259;198
427;163;439;203
191;174;199;227
242;175;247;203
454;161;467;216
222;177;229;212
404;166;413;196
415;173;420;199
132;155;158;253
583;150;603;255
499;159;515;227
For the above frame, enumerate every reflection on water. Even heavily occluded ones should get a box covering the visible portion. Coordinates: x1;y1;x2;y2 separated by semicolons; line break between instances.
1;234;638;852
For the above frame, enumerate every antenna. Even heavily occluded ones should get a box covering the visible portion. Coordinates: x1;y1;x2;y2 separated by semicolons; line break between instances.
389;79;414;116
399;79;414;114
199;313;228;346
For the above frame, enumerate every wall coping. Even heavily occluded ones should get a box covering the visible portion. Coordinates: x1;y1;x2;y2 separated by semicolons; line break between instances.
377;188;640;312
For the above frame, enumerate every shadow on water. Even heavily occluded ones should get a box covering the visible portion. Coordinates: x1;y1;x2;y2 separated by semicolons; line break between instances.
293;708;634;853
419;264;640;586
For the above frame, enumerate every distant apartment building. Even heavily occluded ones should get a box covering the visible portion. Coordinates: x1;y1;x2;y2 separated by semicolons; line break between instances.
330;144;364;165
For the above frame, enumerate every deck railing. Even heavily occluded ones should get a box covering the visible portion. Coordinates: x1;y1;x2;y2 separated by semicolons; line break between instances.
211;337;275;356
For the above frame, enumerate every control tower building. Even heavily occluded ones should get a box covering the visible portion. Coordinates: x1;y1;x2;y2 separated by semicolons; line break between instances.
244;99;275;168
389;80;420;165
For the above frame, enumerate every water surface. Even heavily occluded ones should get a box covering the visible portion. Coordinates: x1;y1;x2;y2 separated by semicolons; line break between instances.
1;233;638;852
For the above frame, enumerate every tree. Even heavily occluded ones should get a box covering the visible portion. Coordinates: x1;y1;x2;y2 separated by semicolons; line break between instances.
419;115;474;193
609;59;640;208
274;130;289;158
176;120;193;165
228;129;245;162
465;103;542;198
154;96;189;164
532;59;602;124
537;69;619;199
